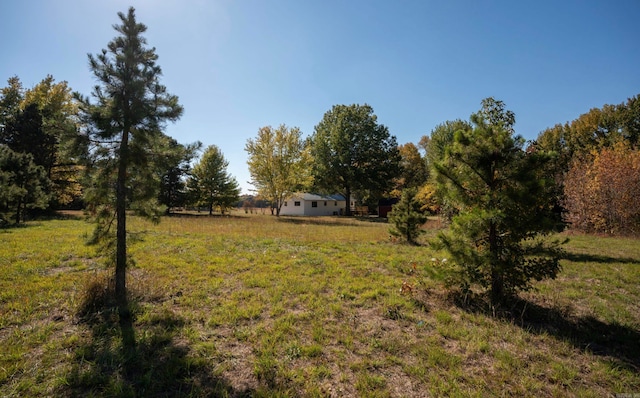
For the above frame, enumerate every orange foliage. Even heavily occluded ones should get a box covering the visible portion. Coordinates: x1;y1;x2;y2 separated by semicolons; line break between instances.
564;143;640;235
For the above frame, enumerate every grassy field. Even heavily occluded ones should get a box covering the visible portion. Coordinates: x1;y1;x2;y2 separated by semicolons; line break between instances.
0;212;638;397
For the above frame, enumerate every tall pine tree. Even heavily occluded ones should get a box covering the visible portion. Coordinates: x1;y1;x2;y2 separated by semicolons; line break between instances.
77;7;183;330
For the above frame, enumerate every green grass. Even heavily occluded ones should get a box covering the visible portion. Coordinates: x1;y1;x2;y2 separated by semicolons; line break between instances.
1;212;639;397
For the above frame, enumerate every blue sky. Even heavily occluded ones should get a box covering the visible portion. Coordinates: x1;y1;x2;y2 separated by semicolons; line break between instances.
2;0;639;193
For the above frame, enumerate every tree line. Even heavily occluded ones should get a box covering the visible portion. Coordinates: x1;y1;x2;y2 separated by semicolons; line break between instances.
533;96;640;235
0;81;242;225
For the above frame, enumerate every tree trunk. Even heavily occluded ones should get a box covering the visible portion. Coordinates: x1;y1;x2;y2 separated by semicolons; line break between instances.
115;129;129;315
15;197;22;224
488;222;504;305
345;186;352;216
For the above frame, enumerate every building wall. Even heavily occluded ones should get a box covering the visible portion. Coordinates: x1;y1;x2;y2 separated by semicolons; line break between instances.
279;198;305;216
302;199;343;216
279;196;345;216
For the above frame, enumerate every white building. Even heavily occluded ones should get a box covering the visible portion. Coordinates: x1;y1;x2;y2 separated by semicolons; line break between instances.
279;193;347;216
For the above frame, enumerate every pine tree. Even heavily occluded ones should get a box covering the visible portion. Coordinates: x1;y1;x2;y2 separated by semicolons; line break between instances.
157;138;201;213
388;187;427;244
0;146;50;224
189;145;240;215
76;7;183;330
434;100;564;305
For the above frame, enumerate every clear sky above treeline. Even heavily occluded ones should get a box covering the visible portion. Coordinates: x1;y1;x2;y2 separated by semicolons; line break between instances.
2;0;639;193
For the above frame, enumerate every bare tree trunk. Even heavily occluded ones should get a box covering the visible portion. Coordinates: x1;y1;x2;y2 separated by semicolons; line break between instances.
115;128;128;309
345;186;352;216
489;222;504;305
15;197;22;224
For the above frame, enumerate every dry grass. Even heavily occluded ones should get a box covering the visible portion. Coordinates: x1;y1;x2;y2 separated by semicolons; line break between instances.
0;211;638;397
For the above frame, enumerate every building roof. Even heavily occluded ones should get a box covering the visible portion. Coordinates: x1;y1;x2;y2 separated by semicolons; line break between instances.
291;193;346;201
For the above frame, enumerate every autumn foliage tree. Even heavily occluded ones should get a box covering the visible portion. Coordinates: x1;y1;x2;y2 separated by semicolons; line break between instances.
564;144;640;235
0;76;82;209
535;94;640;235
245;124;311;216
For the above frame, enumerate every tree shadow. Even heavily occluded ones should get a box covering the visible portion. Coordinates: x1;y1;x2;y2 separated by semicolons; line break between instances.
0;221;35;230
561;251;640;265
166;212;245;220
1;210;83;229
276;216;373;227
65;279;255;397
452;294;640;373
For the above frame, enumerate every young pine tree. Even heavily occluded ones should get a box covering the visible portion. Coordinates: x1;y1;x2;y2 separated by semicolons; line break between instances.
76;8;183;327
189;145;240;215
433;102;564;305
388;187;427;244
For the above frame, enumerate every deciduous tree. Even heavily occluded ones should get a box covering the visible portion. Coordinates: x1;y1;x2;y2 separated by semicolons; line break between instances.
310;104;400;216
564;144;640;235
395;142;428;192
245;124;311;216
23;76;82;207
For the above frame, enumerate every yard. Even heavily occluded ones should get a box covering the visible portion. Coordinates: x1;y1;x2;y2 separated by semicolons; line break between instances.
0;212;638;397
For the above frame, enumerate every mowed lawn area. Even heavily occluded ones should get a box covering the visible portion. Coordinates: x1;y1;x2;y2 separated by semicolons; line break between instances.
1;212;639;397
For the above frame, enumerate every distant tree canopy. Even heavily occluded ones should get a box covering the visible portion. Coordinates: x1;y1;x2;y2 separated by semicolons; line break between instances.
564;143;640;235
395;142;429;193
0;75;82;209
422;119;472;170
157;137;201;213
535;93;640;235
536;94;640;171
434;98;564;305
310;104;401;216
245;124;311;216
0;146;50;224
189;145;240;215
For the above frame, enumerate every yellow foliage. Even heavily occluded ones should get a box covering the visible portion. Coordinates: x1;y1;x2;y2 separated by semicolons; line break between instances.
416;183;440;214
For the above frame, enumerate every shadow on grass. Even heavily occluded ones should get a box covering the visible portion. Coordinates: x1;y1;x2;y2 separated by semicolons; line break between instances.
0;221;34;230
276;216;378;227
453;294;640;373
65;279;255;397
1;210;83;229
561;251;640;265
166;212;245;220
